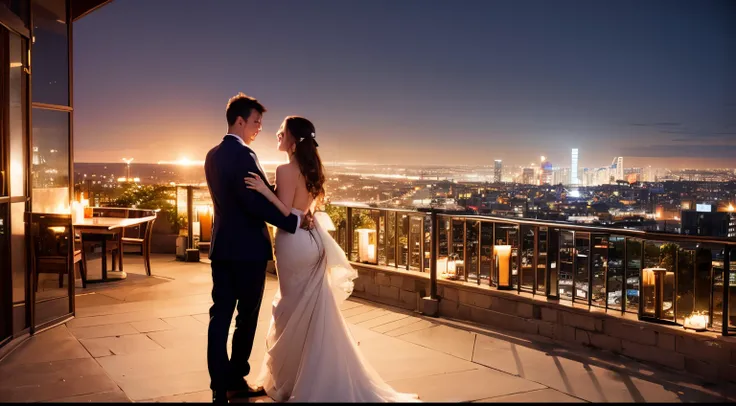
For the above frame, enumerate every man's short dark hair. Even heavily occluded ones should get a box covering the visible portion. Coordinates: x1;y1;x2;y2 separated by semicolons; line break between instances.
226;92;266;126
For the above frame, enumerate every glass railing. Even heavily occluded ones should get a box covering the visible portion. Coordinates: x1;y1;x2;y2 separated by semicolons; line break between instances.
328;203;736;336
174;186;735;336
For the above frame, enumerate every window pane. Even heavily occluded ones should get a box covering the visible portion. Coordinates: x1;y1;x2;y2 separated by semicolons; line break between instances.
11;201;25;304
591;234;608;308
386;212;396;266
574;232;590;302
480;222;492;285
465;220;479;282
559;230;574;300
626;239;642;314
677;246;696;324
32;108;70;213
409;217;422;271
9;33;26;197
520;225;535;291
32;0;69;106
536;227;548;294
607;236;625;311
377;212;386;266
397;214;409;268
0;204;9;342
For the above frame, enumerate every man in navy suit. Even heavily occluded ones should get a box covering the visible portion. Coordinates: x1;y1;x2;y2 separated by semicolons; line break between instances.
204;93;302;403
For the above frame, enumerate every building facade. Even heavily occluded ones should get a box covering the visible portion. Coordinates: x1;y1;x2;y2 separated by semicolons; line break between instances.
1;0;111;354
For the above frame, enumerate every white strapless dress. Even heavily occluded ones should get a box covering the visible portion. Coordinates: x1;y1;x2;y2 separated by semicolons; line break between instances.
255;209;420;402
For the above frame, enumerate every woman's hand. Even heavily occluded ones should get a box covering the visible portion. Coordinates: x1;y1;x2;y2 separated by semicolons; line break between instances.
244;172;271;196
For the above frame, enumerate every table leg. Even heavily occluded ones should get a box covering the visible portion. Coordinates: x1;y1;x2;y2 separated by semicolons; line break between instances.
118;232;124;272
101;239;108;281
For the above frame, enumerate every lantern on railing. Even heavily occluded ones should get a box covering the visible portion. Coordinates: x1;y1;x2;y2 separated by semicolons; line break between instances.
494;245;513;289
642;267;672;320
440;253;460;280
355;228;376;263
683;312;709;332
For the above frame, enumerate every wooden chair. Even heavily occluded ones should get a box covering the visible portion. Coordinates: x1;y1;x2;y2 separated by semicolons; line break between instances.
83;207;126;272
27;213;87;291
122;209;158;276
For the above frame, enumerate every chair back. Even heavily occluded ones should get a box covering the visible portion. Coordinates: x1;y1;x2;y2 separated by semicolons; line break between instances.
25;212;73;282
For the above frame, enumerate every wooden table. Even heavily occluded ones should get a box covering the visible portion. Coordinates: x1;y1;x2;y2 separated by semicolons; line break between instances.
74;216;157;282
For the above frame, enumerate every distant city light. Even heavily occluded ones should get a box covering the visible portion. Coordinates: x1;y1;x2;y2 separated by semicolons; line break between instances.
157;157;204;166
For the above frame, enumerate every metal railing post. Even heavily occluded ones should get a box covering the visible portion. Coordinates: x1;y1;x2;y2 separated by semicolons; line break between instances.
430;209;438;300
187;185;194;249
723;245;731;336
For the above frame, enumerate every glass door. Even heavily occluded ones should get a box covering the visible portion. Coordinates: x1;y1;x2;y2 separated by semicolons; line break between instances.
2;21;31;342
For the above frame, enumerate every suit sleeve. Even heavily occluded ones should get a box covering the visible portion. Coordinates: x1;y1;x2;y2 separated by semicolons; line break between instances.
233;152;298;234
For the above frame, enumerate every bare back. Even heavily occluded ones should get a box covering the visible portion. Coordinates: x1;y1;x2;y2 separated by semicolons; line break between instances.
274;162;314;213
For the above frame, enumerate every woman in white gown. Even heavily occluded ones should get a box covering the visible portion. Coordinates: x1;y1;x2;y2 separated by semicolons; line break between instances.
244;116;419;403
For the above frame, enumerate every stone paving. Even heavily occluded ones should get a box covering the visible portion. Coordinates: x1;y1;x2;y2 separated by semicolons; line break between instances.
1;254;735;403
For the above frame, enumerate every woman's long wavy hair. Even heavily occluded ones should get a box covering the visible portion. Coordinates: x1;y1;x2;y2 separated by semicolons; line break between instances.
286;116;326;200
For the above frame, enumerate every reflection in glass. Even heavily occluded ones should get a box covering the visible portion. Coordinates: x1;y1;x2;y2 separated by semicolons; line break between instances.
438;217;449;259
449;219;465;280
520;225;535;291
607;236;625;311
694;246;713;319
558;230;574;300
9;33;26;197
32;109;70;213
423;214;431;272
31;0;69;106
465;220;479;283
591;234;607;308
626;239;642;313
0;204;8;342
677;247;696;324
11;202;25;304
398;214;409;268
386;212;396;266
480;222;492;285
728;249;736;330
30;213;72;326
536;227;548;294
409;216;422;271
334;206;348;253
547;228;559;297
712;248;724;330
575;233;590;302
378;212;386;266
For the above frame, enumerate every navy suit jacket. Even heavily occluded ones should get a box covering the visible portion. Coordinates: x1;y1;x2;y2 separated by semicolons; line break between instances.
204;135;298;262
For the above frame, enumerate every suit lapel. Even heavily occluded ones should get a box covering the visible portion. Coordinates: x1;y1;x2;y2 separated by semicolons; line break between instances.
223;135;273;190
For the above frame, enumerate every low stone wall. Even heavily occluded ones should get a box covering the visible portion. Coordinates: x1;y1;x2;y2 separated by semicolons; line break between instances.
351;263;736;384
350;264;431;312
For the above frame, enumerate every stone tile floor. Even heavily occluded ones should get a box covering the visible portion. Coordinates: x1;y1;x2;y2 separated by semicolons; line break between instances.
1;254;735;403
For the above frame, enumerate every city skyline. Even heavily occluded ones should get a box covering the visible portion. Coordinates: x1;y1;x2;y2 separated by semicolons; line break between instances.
73;0;735;168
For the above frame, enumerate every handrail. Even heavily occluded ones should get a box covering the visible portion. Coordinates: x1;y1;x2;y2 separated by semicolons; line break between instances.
434;212;736;247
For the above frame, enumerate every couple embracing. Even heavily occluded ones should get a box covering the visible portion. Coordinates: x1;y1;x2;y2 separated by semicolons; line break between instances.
204;93;420;403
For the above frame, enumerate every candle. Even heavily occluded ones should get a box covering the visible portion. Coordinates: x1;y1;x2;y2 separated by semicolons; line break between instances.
494;245;512;287
683;313;708;331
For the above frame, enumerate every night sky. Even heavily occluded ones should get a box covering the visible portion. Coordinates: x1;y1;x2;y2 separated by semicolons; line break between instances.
73;0;735;169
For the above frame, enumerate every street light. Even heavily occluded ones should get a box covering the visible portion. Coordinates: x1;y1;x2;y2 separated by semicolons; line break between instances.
122;158;134;181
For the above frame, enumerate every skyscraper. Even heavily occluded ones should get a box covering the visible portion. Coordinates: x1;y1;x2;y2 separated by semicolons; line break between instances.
494;160;502;183
571;148;579;185
611;156;624;182
522;168;535;185
539;156;553;185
